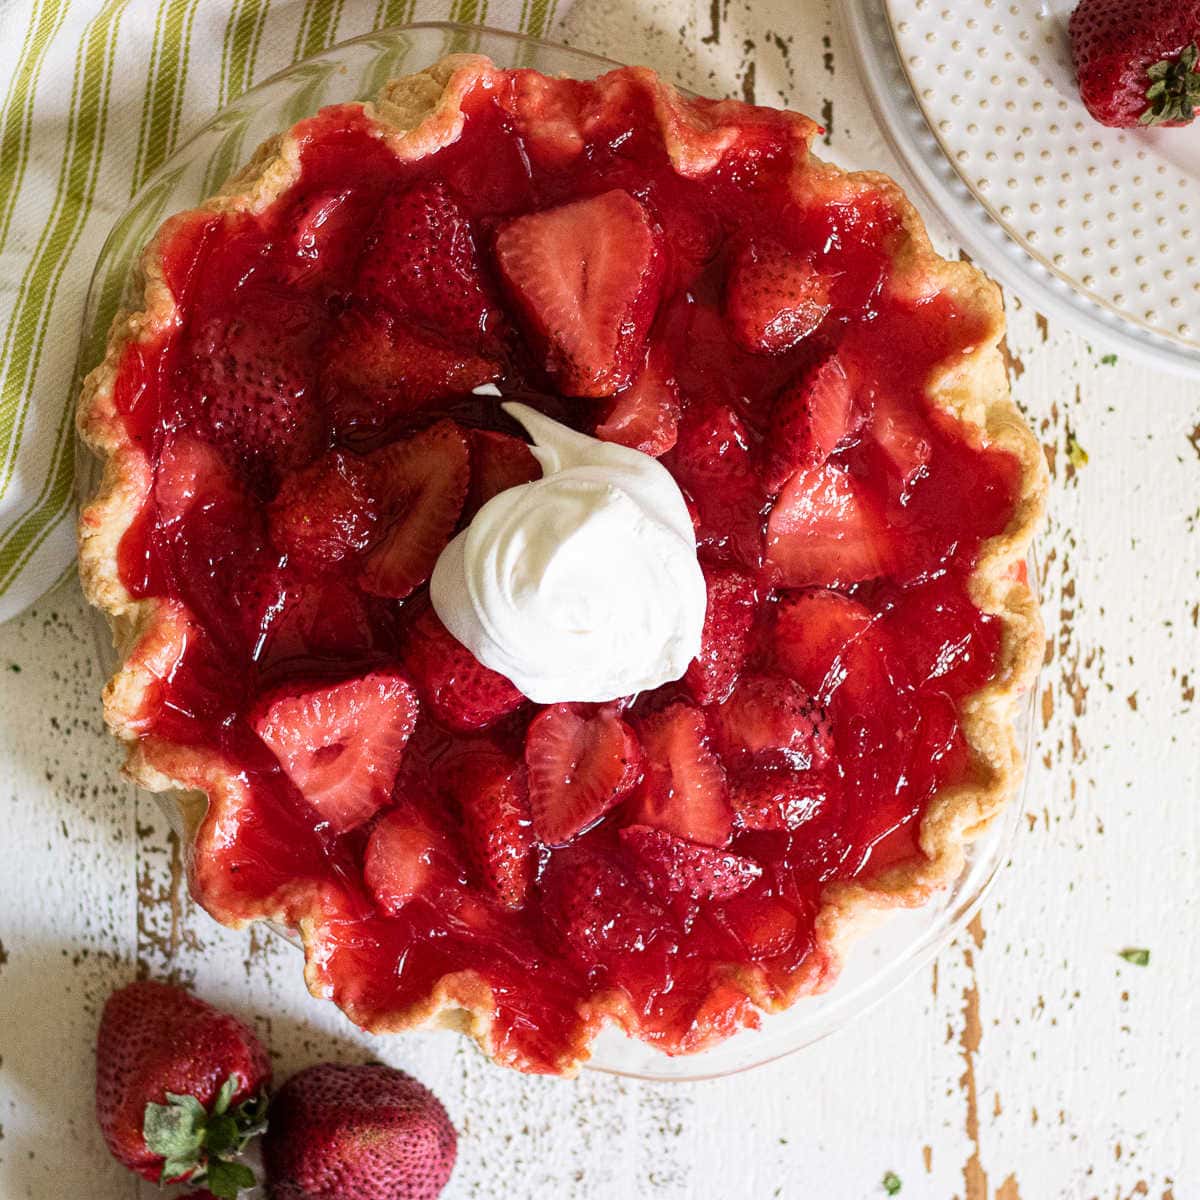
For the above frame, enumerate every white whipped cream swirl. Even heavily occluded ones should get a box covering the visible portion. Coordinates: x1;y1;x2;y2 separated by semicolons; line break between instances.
430;402;706;704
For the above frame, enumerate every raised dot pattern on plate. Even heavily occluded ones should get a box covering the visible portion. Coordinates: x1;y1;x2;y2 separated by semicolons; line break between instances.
886;0;1198;347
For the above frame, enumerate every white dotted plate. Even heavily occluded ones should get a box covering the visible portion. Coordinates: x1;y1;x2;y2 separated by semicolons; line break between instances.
842;0;1200;376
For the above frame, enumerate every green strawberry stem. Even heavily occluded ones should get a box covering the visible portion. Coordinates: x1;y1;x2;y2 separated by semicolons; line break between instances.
1141;42;1200;126
142;1073;268;1198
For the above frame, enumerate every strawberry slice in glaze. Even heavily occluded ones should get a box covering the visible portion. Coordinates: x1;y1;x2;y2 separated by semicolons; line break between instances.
356;180;495;339
455;750;536;909
268;449;380;570
717;893;799;960
154;436;271;652
400;602;526;732
683;563;759;706
869;387;933;495
364;803;454;915
541;844;671;971
724;236;832;355
669;397;766;569
526;704;642;847
243;572;378;670
714;674;834;770
767;588;874;698
463;428;540;520
323;308;500;440
494;189;664;397
619;825;761;903
253;670;419;834
728;767;829;832
627;702;732;848
594;342;681;457
765;462;897;587
360;420;470;598
154;435;261;557
284;186;373;283
762;351;860;491
188;287;326;481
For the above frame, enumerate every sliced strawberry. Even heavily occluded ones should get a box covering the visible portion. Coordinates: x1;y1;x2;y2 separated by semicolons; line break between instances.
494;189;664;396
829;628;913;725
525;704;642;846
714;674;834;769
356;180;495;339
455;750;535;909
908;691;968;793
463;428;540;519
594;342;681;457
683;563;759;705
763;351;859;491
619;825;761;902
881;576;1000;697
717;893;799;960
671;395;753;481
244;572;378;670
729;767;829;831
870;387;932;495
677;981;760;1053
188;287;325;481
668;397;766;569
765;462;897;587
657;198;722;295
498;71;587;166
323;307;500;440
364;805;451;915
627;702;732;848
253;670;419;834
359;420;469;598
724;236;832;355
283;186;372;283
155;434;252;530
673;299;783;417
767;588;874;697
401;602;526;731
821;625;915;803
155;437;268;651
540;844;671;971
268;450;379;569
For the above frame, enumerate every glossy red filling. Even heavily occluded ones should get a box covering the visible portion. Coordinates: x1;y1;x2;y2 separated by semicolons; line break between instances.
109;70;1021;1071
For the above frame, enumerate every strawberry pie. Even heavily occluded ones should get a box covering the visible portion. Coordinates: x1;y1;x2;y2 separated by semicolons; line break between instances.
78;55;1046;1074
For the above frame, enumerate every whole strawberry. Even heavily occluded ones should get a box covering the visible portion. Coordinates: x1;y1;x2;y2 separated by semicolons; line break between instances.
1069;0;1200;128
262;1063;457;1200
95;980;269;1196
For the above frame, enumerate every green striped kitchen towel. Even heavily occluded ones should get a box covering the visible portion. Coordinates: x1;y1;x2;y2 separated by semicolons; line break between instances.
0;0;573;622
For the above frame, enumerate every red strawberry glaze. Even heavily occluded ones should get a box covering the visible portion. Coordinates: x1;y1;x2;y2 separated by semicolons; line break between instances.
108;73;1021;1072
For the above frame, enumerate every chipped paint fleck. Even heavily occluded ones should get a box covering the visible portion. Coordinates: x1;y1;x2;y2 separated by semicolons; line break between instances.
996;1175;1023;1200
999;333;1026;381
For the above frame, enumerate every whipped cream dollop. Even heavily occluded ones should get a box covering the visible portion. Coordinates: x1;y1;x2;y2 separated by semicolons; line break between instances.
430;403;706;704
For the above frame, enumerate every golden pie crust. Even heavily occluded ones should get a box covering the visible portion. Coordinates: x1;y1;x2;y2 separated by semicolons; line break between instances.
77;54;1047;1074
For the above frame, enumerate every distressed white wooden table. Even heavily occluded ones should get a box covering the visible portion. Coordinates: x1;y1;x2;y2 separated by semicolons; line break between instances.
1;1;1197;1197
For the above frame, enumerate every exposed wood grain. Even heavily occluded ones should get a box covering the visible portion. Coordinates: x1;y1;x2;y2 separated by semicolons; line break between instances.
1;0;1197;1196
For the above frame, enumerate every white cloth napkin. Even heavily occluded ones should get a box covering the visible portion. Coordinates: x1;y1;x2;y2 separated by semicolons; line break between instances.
0;0;573;622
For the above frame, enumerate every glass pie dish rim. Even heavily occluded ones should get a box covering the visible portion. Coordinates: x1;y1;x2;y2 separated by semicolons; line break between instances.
72;19;1040;1082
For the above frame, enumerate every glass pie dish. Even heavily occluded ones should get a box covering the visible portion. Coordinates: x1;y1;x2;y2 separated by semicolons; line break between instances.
73;21;1040;1081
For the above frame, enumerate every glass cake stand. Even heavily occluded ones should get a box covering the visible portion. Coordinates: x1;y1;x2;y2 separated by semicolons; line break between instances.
73;22;1039;1081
